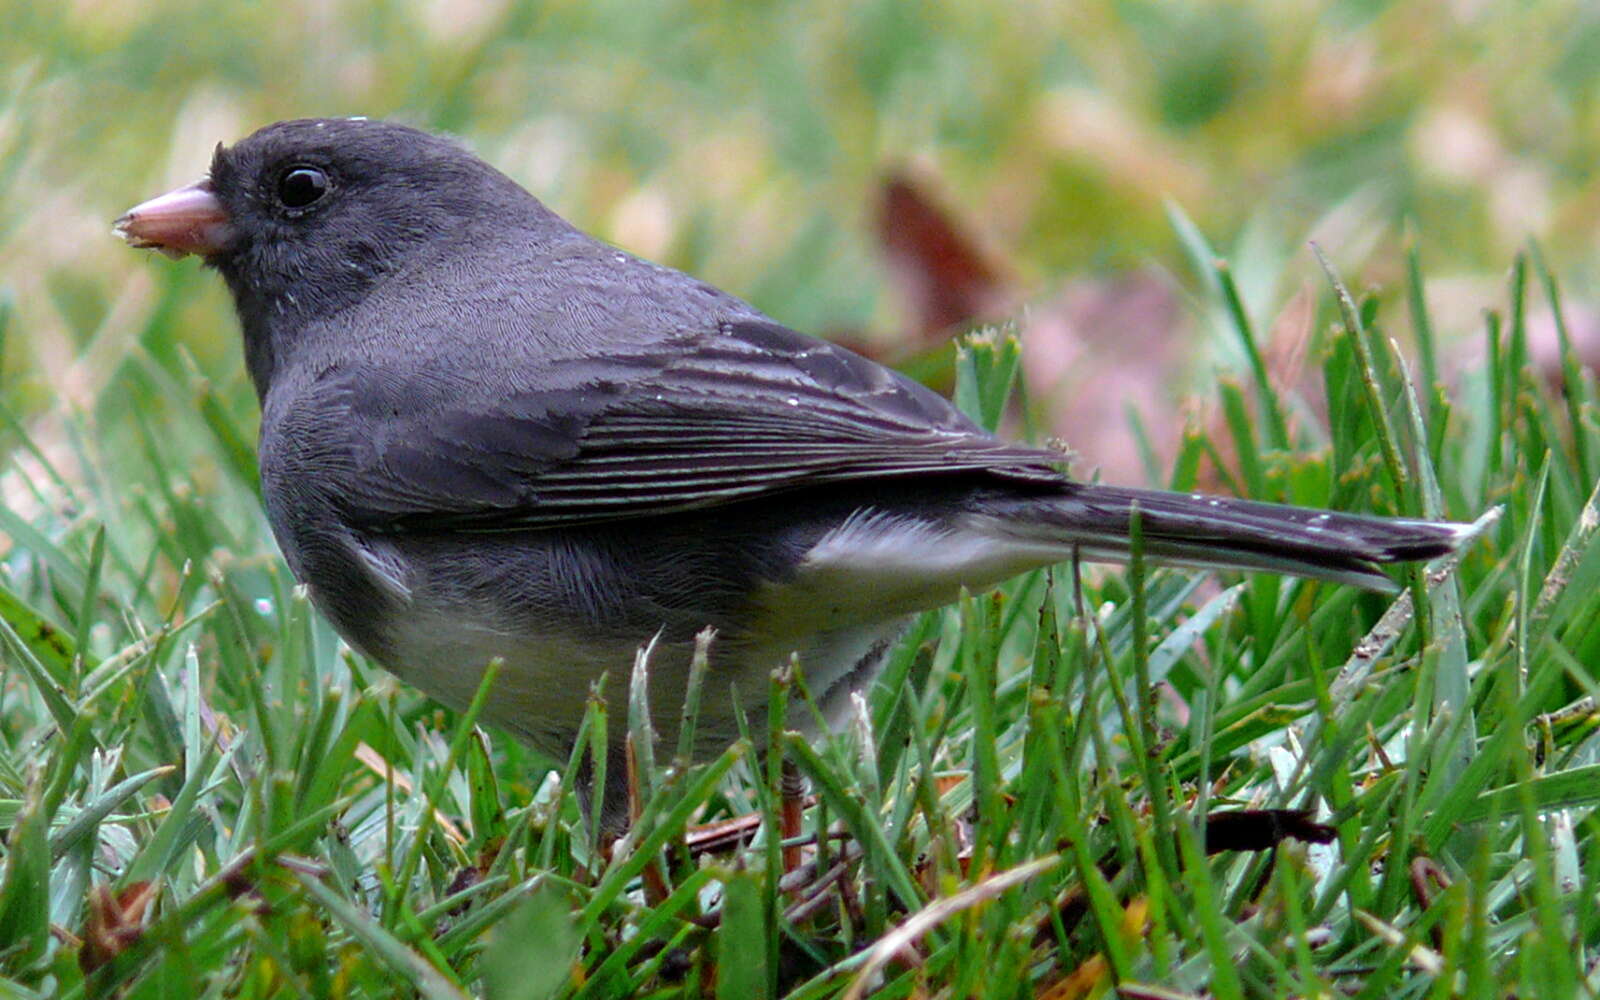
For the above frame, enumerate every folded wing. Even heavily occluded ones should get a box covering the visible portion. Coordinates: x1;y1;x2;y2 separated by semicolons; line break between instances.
328;319;1064;533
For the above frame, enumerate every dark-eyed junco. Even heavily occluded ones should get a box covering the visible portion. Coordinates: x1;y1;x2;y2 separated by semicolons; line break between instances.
117;118;1471;823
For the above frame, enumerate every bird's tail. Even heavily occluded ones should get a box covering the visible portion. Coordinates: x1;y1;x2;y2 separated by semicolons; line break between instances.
989;484;1477;592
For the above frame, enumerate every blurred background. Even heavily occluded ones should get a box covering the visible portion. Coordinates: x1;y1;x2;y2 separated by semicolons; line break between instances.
3;0;1599;489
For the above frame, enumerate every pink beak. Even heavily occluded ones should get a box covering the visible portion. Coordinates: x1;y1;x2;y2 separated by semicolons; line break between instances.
114;179;235;259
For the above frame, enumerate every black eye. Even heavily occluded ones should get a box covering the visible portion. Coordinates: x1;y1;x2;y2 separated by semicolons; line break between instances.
276;166;329;209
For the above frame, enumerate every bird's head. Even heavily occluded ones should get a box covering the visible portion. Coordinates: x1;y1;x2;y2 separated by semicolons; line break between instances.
116;117;541;388
116;117;537;321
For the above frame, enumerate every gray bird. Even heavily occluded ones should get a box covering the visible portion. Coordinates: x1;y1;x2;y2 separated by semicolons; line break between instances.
117;118;1471;823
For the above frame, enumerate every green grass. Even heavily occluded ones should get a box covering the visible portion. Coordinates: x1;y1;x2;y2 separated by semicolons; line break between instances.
1;237;1598;998
7;1;1600;995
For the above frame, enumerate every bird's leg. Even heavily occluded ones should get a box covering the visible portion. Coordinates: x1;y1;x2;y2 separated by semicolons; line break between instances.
780;756;806;881
626;731;670;905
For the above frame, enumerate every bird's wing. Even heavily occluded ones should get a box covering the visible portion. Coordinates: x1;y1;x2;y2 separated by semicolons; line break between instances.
316;319;1065;533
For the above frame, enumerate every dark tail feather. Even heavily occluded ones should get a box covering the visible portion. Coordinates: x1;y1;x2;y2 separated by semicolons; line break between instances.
997;484;1476;592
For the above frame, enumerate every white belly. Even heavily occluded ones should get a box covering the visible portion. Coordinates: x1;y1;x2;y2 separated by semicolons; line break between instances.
376;604;906;758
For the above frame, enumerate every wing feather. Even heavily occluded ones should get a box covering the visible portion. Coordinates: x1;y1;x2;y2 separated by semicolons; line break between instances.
331;319;1063;532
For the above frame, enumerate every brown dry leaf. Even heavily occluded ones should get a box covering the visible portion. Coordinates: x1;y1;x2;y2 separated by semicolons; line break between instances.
1034;897;1149;999
1035;953;1108;1000
79;880;159;974
1203;809;1336;853
877;170;1011;345
842;855;1062;1000
353;741;467;844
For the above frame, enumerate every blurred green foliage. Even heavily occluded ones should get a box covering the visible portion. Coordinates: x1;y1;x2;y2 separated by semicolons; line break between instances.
4;4;1600;995
6;0;1600;419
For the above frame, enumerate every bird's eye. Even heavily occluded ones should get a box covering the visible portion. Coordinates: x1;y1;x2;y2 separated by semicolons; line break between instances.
276;167;330;209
